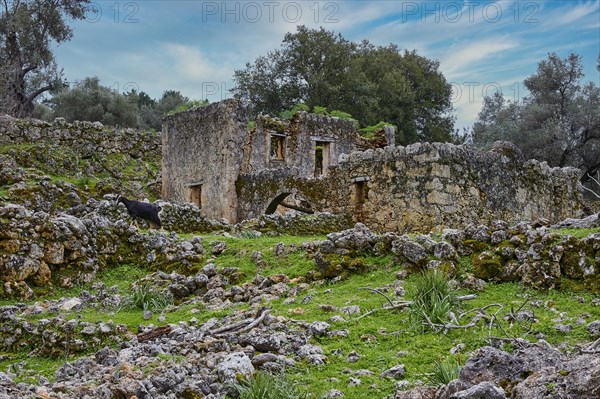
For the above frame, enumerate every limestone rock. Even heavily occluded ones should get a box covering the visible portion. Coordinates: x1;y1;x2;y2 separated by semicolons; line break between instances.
216;352;254;382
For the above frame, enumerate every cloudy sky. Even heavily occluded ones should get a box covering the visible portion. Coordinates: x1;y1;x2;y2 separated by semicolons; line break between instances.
53;0;600;130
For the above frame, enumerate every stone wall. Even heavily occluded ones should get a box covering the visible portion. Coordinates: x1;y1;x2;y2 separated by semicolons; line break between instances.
162;100;248;222
237;141;584;232
163;99;583;231
241;112;365;178
0;115;162;211
0;115;160;158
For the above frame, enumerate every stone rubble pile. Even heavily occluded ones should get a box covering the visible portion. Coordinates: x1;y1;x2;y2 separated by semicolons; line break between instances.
313;222;600;290
394;340;600;399
0;199;209;299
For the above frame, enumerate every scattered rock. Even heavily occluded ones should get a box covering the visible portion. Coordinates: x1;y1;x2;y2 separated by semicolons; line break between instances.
381;364;406;379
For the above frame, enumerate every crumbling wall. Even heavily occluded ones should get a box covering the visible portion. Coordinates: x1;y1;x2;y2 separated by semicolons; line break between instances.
0;115;160;158
0;115;162;208
162;99;583;231
237;141;584;232
334;141;583;232
242;112;363;178
161;99;248;222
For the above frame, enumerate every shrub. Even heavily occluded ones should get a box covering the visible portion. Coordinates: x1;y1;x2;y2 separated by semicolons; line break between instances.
230;372;310;399
359;121;396;138
279;104;310;120
427;356;462;386
312;105;328;115
409;270;460;332
120;283;174;312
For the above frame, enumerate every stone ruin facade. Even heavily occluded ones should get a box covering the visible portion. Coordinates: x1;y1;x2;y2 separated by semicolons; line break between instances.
162;99;584;232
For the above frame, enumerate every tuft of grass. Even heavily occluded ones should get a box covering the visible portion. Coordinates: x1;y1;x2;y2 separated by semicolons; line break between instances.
238;230;263;239
119;283;174;312
409;270;460;332
229;372;311;399
427;356;462;386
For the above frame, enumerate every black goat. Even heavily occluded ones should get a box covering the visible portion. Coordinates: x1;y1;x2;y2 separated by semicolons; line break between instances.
116;195;162;229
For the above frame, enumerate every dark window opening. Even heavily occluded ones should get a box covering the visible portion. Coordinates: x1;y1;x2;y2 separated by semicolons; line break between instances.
189;184;202;208
314;141;331;177
354;181;369;208
270;135;286;160
353;178;370;210
353;179;369;222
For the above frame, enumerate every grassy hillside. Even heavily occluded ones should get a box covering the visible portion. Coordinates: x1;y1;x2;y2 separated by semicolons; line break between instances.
1;232;598;398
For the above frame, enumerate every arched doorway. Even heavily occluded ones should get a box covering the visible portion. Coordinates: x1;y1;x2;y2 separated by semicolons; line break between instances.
265;192;314;215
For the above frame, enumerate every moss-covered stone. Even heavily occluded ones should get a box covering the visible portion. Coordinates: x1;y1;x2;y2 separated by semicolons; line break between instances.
560;236;592;279
462;239;490;254
472;251;503;280
313;252;368;279
519;261;561;290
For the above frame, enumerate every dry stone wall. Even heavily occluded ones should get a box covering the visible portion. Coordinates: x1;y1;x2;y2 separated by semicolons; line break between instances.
0;115;160;158
334;141;583;232
0;115;162;210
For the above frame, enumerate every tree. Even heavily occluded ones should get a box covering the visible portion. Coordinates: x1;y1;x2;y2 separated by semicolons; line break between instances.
136;90;202;131
232;26;455;145
50;77;140;127
280;26;355;111
155;90;189;117
0;0;90;117
473;52;600;183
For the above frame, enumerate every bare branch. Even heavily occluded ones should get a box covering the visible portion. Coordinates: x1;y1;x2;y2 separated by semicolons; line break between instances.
457;294;478;301
355;301;413;321
581;173;600;199
359;287;395;307
211;308;270;336
587;172;600;188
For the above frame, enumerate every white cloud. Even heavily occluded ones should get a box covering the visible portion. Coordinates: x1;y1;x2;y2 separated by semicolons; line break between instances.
547;1;599;26
163;43;227;82
441;38;517;80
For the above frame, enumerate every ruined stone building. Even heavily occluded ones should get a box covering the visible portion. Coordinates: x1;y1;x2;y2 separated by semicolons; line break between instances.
162;99;583;232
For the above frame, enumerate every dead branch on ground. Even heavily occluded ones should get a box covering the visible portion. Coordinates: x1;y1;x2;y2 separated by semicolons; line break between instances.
210;308;270;337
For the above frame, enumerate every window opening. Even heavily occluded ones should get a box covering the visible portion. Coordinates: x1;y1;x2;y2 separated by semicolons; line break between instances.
270;135;286;160
315;141;331;177
354;181;369;209
352;176;370;222
189;184;202;208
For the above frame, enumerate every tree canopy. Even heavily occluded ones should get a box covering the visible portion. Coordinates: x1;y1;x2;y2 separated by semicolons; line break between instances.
0;0;90;117
50;77;140;127
473;52;600;186
232;26;455;145
40;77;206;129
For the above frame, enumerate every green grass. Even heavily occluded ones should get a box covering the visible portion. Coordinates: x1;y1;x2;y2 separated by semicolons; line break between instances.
548;227;599;238
230;372;311;399
119;283;174;312
0;353;71;384
1;233;600;398
408;270;460;333
200;234;325;281
268;274;599;398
